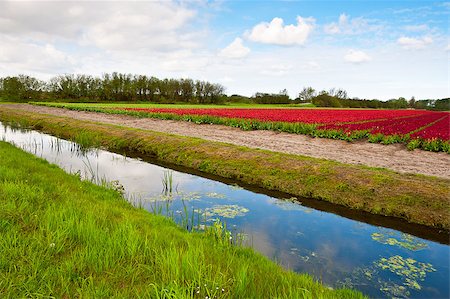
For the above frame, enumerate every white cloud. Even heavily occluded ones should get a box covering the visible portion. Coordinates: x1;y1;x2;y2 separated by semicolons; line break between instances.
218;38;250;59
0;1;198;52
307;61;320;69
344;50;372;64
324;14;348;34
260;64;293;76
403;24;429;32
246;16;315;46
446;43;450;51
324;13;380;35
0;35;76;74
220;76;234;83
160;50;211;72
397;36;433;49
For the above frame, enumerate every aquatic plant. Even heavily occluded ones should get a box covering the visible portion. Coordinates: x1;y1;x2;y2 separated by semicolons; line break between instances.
144;191;202;203
202;204;249;219
375;255;436;291
371;231;428;251
161;170;175;194
230;184;244;191
337;254;437;298
274;199;313;213
205;192;227;199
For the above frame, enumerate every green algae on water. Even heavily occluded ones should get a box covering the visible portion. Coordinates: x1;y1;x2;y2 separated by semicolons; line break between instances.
371;231;428;251
202;204;249;219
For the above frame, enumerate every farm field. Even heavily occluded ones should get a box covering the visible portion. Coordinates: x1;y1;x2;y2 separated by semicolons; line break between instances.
32;101;317;109
1;105;449;229
34;102;450;153
4;103;450;179
1;104;449;298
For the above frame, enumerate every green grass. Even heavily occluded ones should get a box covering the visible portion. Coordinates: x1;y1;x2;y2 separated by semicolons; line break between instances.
31;101;317;109
0;141;364;298
0;108;449;230
30;102;450;153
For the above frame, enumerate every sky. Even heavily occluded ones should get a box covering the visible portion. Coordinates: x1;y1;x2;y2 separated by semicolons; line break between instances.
0;0;448;100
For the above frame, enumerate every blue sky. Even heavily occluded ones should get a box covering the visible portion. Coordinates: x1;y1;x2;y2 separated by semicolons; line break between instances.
0;1;448;100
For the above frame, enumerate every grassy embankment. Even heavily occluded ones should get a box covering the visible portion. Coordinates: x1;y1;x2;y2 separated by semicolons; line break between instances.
0;141;365;298
0;107;449;230
32;102;450;153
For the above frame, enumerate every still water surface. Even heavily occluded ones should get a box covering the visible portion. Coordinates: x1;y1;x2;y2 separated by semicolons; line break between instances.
1;122;448;298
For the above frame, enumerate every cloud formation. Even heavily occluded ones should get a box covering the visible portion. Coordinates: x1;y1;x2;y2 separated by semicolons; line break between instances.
403;24;429;32
344;50;372;64
0;35;75;74
397;36;433;49
246;16;315;46
0;1;198;52
260;64;293;76
324;13;381;35
219;38;250;59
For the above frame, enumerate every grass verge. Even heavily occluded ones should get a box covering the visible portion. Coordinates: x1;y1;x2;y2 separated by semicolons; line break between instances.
0;141;363;298
0;108;449;230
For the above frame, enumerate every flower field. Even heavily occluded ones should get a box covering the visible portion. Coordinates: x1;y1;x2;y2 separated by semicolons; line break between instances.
35;102;449;152
117;107;449;152
122;107;426;124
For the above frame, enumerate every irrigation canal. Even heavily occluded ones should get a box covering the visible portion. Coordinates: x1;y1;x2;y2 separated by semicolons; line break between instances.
1;121;448;298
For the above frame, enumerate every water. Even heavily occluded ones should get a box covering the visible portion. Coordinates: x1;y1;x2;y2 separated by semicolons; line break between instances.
1;122;449;298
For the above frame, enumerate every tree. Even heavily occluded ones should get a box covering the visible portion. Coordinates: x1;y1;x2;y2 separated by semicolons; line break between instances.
253;91;290;104
0;75;44;101
180;78;194;102
433;98;450;111
408;96;416;108
328;88;348;100
298;87;316;102
311;94;341;107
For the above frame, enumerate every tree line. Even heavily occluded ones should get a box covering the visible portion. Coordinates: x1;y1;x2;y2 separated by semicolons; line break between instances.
0;73;225;103
296;87;449;111
0;74;447;110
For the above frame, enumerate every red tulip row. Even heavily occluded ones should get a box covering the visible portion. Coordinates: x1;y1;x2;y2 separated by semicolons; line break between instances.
122;107;427;124
119;107;449;142
410;114;450;141
319;112;449;140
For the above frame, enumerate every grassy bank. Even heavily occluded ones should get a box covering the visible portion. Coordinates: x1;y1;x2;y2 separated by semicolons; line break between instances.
32;102;450;153
0;141;362;298
0;108;449;230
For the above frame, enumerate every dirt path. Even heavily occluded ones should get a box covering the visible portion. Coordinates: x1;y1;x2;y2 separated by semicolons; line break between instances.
3;104;450;179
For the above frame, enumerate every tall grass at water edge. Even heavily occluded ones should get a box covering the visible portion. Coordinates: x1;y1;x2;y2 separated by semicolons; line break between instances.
0;141;364;298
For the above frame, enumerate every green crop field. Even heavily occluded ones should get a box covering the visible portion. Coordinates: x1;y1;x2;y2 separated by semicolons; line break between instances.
31;101;317;109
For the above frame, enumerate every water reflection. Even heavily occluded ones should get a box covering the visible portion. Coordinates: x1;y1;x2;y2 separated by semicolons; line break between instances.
1;122;449;298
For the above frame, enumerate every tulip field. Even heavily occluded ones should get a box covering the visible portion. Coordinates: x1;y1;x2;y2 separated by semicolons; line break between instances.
122;107;425;124
32;102;450;152
117;107;449;152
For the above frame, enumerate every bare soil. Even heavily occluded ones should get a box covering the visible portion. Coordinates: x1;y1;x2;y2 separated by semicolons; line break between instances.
4;104;450;179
